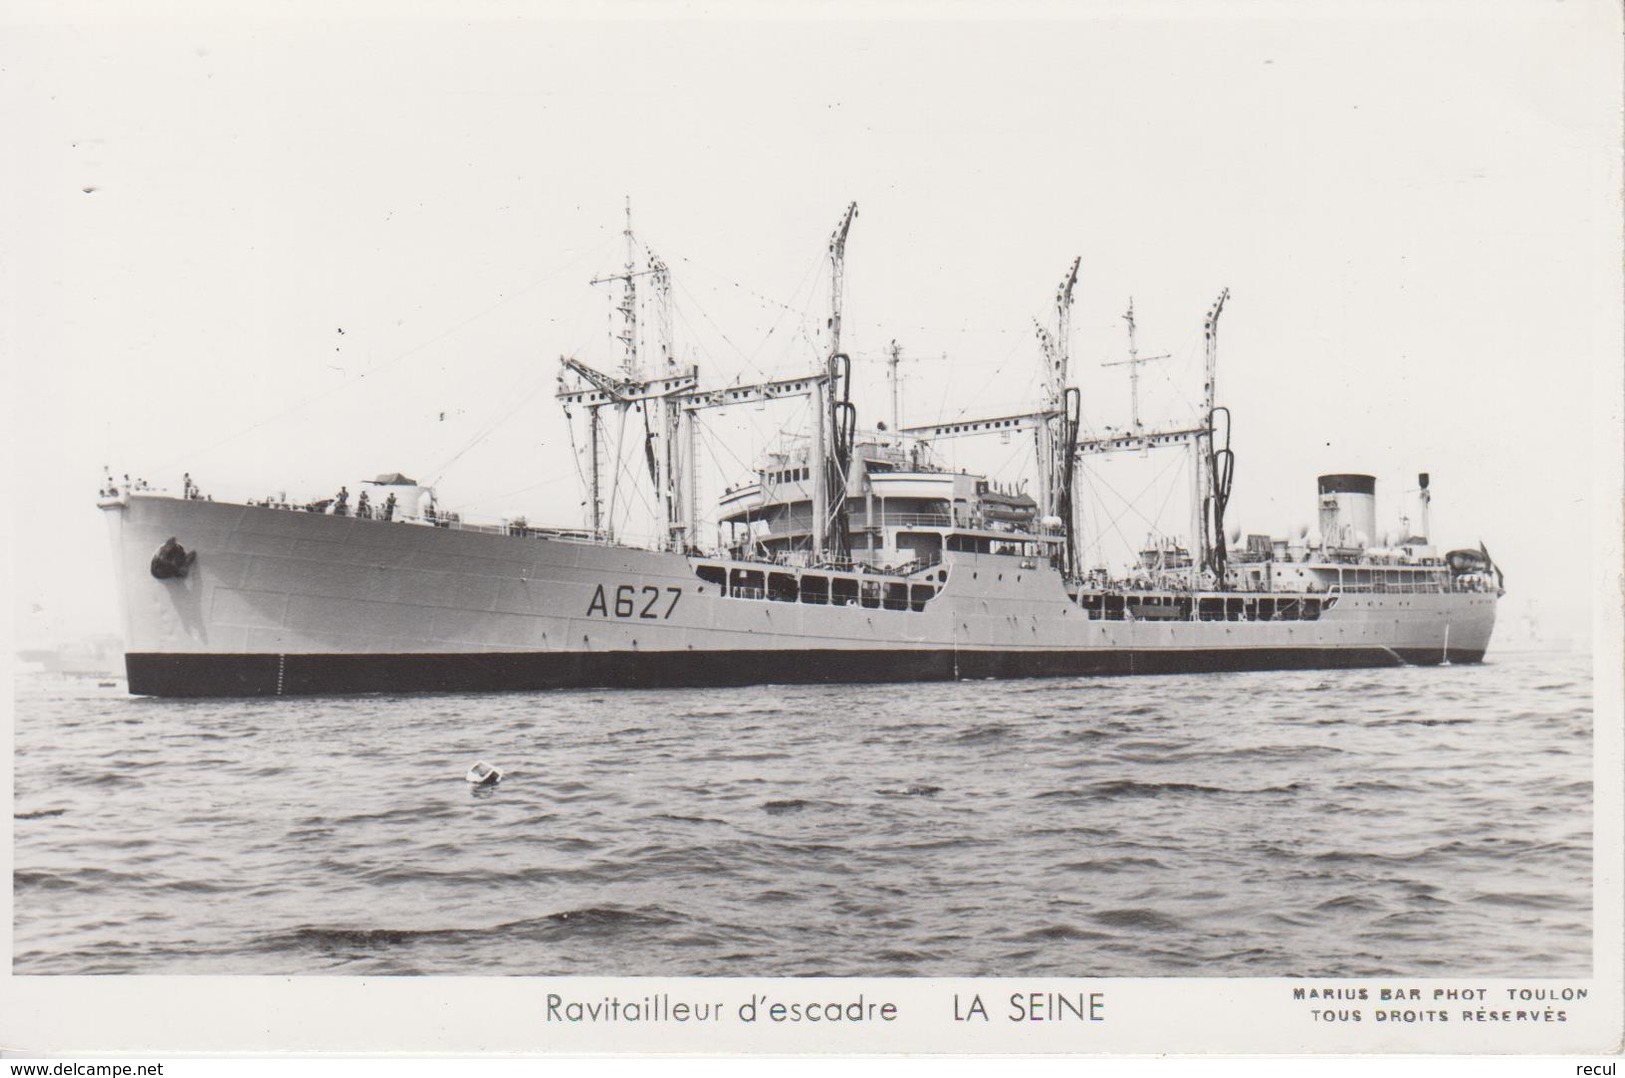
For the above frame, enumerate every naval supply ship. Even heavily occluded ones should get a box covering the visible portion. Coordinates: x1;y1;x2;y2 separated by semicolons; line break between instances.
98;203;1501;697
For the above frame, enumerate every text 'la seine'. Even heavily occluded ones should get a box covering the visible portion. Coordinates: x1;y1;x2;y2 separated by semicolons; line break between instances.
953;992;1105;1022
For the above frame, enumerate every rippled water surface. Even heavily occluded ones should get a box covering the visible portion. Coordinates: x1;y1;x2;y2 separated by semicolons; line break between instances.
13;650;1592;976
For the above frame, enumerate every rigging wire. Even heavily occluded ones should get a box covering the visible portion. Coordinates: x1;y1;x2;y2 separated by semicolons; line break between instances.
443;472;575;517
741;248;827;372
1077;446;1188;565
1140;336;1204;428
957;331;1035;420
642;228;829;378
679;245;828;382
607;403;630;532
563;407;590;522
672;276;769;379
607;425;661;544
699;411;759;478
691;419;756;552
152;236;620;474
990;432;1040;491
425;364;550;485
663;249;805;316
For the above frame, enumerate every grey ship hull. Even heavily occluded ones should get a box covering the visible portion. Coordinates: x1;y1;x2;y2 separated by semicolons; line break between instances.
103;495;1498;698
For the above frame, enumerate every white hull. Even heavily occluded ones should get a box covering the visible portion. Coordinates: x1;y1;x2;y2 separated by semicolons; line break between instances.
102;495;1499;696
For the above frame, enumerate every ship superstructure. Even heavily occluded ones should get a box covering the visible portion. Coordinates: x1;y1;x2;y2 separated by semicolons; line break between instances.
98;204;1501;696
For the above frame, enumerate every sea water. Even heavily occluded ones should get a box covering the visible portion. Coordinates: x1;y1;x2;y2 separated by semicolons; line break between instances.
12;650;1592;976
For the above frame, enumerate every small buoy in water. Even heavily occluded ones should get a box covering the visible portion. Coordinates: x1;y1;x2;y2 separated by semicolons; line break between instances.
465;761;502;787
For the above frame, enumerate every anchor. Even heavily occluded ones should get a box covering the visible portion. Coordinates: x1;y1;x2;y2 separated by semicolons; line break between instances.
149;537;196;580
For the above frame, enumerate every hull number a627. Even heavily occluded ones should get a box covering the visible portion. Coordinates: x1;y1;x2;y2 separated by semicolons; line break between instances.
586;584;682;620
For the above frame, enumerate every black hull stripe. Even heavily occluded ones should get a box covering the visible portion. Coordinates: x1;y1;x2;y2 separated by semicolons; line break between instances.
125;647;1487;698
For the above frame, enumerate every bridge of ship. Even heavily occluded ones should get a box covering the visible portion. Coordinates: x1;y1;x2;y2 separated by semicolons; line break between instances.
717;463;1061;569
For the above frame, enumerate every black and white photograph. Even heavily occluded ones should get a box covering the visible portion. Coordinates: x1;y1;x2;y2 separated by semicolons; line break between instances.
5;0;1621;1059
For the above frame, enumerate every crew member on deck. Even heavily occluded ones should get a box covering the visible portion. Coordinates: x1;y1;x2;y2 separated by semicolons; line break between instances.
357;491;371;519
335;486;349;516
382;492;397;521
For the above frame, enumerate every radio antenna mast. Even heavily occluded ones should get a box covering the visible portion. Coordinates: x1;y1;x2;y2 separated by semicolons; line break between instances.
1102;298;1170;435
887;339;903;432
588;196;643;381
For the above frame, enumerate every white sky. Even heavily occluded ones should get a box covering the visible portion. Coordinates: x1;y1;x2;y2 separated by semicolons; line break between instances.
4;0;1619;646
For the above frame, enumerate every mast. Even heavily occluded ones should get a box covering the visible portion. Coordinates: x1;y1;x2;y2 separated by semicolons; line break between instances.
561;205;856;556
650;252;683;550
820;201;858;563
812;380;828;557
829;202;856;362
570;198;699;548
1204;288;1226;421
1050;258;1079;409
559;202;699;549
1034;257;1080;530
684;405;699;551
580;196;644;540
1189;439;1202;588
1102;298;1169;437
651;252;673;373
1066;290;1234;586
588;407;604;539
887;339;902;432
616;196;640;380
1197;287;1230;585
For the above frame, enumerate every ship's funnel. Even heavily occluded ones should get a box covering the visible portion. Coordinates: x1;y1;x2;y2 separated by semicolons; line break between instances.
1416;472;1432;543
1317;473;1376;550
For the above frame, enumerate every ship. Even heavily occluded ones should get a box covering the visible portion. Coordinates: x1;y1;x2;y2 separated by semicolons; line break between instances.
98;203;1502;697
